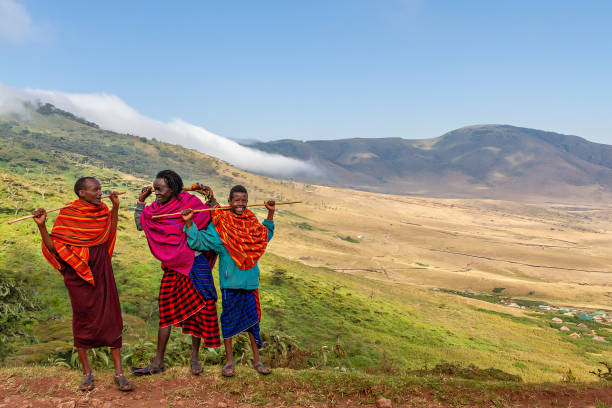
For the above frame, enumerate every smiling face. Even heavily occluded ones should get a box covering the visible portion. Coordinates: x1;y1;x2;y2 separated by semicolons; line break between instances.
78;178;102;205
228;191;248;215
153;177;174;204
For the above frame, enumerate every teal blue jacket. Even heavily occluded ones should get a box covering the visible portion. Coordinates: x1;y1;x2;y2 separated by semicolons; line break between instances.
184;219;274;290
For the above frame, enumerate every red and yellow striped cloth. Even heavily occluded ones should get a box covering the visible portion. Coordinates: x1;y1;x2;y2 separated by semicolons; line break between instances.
211;207;268;270
41;199;116;286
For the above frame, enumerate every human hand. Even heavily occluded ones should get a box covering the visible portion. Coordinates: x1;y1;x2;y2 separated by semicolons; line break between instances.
138;186;153;202
264;200;276;212
181;208;195;227
109;191;121;208
195;184;214;202
265;200;275;221
32;208;47;226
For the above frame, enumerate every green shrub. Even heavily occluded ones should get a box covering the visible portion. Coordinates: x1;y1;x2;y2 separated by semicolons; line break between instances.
0;278;39;359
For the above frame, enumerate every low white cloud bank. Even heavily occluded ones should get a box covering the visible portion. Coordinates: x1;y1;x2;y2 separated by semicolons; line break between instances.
0;83;318;177
0;0;40;43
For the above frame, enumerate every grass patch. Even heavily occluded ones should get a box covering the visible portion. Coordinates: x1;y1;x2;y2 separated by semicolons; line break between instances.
293;221;313;230
473;308;542;327
337;235;359;243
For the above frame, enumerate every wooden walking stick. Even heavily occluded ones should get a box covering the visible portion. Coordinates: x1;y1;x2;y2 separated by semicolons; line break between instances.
151;201;302;219
182;184;204;191
146;184;204;191
7;192;127;225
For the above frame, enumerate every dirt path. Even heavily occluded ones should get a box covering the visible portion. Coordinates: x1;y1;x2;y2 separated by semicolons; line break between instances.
1;370;610;407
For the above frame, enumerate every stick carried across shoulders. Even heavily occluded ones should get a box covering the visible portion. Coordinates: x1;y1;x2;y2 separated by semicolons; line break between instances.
7;192;126;225
152;201;302;219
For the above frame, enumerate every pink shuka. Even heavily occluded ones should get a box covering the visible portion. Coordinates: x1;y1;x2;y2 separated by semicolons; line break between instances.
141;192;216;275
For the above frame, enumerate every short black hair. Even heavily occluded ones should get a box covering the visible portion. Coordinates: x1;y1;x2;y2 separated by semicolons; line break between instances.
155;170;183;198
229;185;248;201
74;177;97;196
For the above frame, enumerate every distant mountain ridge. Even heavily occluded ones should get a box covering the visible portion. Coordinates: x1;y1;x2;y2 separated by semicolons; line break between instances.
4;102;611;201
249;125;612;201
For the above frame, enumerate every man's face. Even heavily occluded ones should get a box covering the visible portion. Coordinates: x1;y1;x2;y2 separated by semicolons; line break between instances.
228;192;248;215
153;177;173;204
78;179;102;205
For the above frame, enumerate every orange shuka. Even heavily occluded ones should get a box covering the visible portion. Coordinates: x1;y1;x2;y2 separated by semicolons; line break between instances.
211;206;268;270
41;199;116;286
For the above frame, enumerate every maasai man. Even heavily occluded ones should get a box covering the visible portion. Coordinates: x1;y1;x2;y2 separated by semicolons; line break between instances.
32;177;132;392
181;185;275;377
131;170;220;376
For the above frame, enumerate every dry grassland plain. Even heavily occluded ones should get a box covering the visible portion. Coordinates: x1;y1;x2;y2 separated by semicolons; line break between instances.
236;163;612;310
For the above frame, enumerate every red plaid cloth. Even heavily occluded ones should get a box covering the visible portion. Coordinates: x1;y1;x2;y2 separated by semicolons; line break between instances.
159;268;221;348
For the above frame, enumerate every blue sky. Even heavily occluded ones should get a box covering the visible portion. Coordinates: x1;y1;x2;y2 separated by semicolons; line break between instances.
1;0;611;143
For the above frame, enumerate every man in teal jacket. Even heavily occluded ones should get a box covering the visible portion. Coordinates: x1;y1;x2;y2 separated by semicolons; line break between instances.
181;185;275;377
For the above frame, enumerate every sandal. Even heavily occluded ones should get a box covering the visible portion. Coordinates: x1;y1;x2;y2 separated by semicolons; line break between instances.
221;362;234;377
190;360;203;376
78;372;94;391
253;362;271;375
114;373;133;392
130;363;166;376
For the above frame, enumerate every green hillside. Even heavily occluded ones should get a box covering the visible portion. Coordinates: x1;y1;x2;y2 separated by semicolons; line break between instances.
0;104;231;186
1;107;611;396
